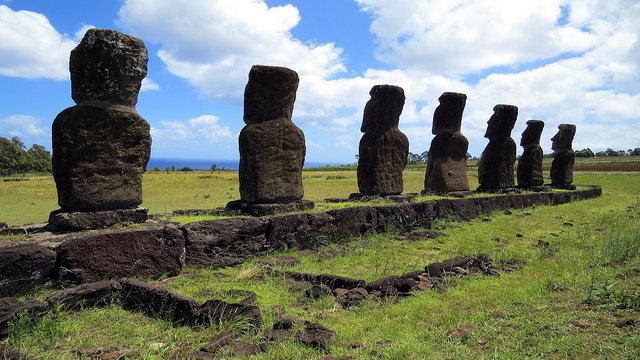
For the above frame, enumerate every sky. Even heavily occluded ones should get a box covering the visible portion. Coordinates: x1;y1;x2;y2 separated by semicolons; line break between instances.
0;0;639;164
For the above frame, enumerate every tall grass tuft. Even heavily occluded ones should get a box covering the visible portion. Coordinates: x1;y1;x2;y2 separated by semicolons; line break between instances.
599;212;640;264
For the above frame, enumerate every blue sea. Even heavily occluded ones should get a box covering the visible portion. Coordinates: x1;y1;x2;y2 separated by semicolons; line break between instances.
147;158;346;170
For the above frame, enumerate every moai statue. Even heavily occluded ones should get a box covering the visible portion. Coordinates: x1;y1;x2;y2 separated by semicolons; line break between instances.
477;104;518;192
550;124;576;189
423;92;470;193
51;29;151;213
516;120;545;188
356;85;409;196
237;65;306;204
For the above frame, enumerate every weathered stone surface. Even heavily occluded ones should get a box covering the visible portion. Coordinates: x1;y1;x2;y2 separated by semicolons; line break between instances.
517;120;545;187
296;321;336;349
237;65;306;204
198;299;263;328
52;105;151;211
0;344;39;360
48;208;148;231
267;212;336;250
477;104;518;191
425;254;494;277
0;244;56;297
424;92;470;193
70;29;148;106
45;281;122;310
286;272;366;290
357;85;409;195
183;217;269;268
243;65;298;126
0;297;49;339
119;279;199;326
550;124;576;188
55;225;185;282
226;199;313;216
366;276;417;294
336;287;368;308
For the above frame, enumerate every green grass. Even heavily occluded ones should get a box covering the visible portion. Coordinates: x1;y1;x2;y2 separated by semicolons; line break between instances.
2;160;640;359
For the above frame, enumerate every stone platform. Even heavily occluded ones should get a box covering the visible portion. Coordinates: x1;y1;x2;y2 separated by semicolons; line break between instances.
225;200;315;216
48;207;149;231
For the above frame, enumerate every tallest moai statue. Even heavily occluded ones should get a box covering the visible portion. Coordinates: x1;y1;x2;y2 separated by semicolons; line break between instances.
52;29;151;212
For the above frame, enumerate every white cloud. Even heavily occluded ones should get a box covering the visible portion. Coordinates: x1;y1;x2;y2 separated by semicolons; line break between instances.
117;0;346;104
355;0;598;74
151;115;233;142
141;78;160;92
0;5;77;80
0;114;45;137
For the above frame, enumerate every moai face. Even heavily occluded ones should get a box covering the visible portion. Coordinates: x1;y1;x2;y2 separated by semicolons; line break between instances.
520;120;545;146
432;92;466;135
70;29;148;106
361;85;405;132
243;65;299;125
551;124;576;151
484;104;518;139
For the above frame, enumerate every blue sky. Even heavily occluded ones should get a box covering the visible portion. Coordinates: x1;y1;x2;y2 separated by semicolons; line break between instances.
1;0;639;163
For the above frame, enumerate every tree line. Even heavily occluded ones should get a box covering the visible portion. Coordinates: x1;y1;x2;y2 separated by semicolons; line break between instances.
0;136;52;176
574;148;640;158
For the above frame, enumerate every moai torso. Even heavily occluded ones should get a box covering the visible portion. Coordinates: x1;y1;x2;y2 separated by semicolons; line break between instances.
424;92;470;193
52;29;151;211
517;120;545;187
477;104;518;191
550;124;576;187
357;85;409;195
238;65;305;203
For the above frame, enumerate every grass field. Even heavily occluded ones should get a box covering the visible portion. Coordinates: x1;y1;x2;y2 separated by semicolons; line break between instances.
2;158;640;359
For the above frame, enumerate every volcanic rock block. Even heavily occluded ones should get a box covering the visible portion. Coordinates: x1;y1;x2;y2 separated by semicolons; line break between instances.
45;281;122;311
237;65;306;204
0;297;49;339
357;85;409;195
52;29;151;212
477;104;518;191
70;29;148;106
48;207;148;231
183;217;270;268
55;225;186;283
0;245;56;297
517;120;545;187
424;92;470;193
550;124;576;188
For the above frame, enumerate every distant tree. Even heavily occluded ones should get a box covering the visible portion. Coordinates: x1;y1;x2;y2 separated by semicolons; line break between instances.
629;148;640;156
181;166;193;172
165;167;171;173
407;152;422;165
465;152;472;161
10;136;25;151
354;154;359;165
24;144;52;173
171;164;176;171
211;164;217;173
152;166;161;172
595;151;607;157
420;150;429;162
0;137;22;176
575;148;595;158
605;148;621;156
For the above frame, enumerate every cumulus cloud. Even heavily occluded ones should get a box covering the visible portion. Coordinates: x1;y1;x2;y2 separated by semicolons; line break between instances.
151;115;233;142
0;114;46;137
0;5;77;80
117;0;346;104
141;78;160;92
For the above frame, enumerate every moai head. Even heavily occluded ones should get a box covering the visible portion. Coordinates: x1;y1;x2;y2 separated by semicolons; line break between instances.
432;92;466;134
243;65;299;125
551;124;576;152
70;29;148;106
484;104;518;139
520;120;545;147
361;85;405;132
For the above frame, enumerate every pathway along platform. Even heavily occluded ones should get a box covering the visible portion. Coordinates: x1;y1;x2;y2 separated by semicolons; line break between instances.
1;185;601;296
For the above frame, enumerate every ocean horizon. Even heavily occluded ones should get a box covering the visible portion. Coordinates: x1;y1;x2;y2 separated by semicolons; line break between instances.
147;158;348;170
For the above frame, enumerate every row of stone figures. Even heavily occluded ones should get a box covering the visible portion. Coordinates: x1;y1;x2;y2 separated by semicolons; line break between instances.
49;29;576;227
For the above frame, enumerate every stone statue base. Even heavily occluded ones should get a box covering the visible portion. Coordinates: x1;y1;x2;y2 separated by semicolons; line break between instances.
225;200;314;217
348;193;416;203
48;208;148;231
